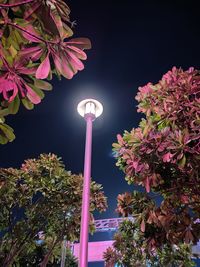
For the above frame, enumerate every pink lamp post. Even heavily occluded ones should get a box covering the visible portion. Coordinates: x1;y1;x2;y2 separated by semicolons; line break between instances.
77;99;103;267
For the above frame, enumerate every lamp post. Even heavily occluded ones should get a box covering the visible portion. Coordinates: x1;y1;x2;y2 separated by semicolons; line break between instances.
77;99;103;267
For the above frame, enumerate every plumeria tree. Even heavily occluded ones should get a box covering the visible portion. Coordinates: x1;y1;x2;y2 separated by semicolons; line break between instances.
0;0;91;144
104;193;196;267
104;67;200;266
0;153;107;266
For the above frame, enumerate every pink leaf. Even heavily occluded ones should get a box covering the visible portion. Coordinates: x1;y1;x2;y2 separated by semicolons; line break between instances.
52;53;62;74
66;38;91;50
157;144;165;152
132;161;138;170
144;177;150;193
1;80;18;102
67;51;84;71
67;45;87;60
52;53;73;79
141;219;146;232
9;83;18;102
31;49;44;61
162;152;173;162
36;54;50;79
117;134;124;145
19;46;43;61
18;67;37;75
62;62;74;79
24;83;41;104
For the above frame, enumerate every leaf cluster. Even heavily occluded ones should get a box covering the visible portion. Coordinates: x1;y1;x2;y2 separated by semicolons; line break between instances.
0;0;91;144
0;153;107;266
109;68;200;266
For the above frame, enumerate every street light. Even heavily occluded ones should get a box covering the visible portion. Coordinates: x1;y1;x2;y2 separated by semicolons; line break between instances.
77;99;103;267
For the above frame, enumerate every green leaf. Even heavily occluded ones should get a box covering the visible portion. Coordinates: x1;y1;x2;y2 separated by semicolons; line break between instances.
63;22;73;38
0;123;15;143
157;119;169;130
0;134;8;144
178;155;186;168
6;55;14;65
34;80;53;91
13;18;29;26
0;117;5;123
8;45;18;58
0;108;10;117
13;30;24;48
112;143;121;149
8;95;20;114
29;85;45;99
22;98;34;110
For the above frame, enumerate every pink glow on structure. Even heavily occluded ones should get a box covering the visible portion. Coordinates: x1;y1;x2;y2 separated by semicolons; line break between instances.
74;241;114;262
74;217;200;263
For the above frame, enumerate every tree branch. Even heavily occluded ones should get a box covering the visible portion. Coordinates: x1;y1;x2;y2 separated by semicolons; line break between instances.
2;217;50;267
7;22;58;45
2;204;54;267
7;22;47;44
40;237;59;267
0;0;35;8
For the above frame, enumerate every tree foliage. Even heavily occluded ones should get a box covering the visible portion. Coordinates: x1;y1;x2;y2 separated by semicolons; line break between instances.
104;67;200;266
104;217;195;267
0;0;91;144
0;153;107;266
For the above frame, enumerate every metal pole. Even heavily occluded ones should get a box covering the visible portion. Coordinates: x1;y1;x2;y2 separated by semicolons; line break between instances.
79;114;94;267
60;236;67;267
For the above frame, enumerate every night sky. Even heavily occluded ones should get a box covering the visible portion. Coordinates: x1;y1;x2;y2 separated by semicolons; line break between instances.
1;0;200;265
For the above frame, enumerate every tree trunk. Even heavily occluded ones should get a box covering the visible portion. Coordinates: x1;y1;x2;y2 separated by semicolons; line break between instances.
3;248;18;267
40;239;58;267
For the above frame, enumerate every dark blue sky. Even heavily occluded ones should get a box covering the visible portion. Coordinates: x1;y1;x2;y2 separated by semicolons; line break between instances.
1;1;200;265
